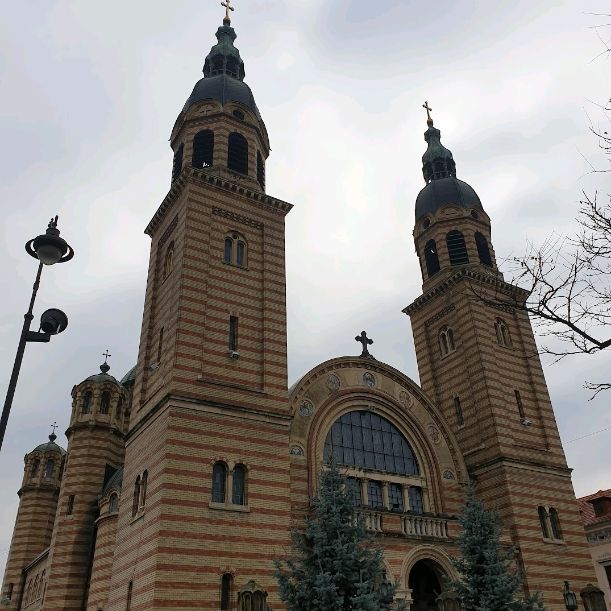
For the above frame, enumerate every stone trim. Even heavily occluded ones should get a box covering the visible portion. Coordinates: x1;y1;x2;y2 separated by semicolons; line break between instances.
212;207;264;230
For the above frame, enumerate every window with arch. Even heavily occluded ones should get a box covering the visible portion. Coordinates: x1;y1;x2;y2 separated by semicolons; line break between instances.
439;326;456;357
495;318;512;348
212;462;227;503
454;396;464;426
227;132;248;175
44;459;54;479
132;475;140;517
220;573;233;610
100;391;111;415
549;507;563;540
224;237;233;264
140;470;148;509
424;239;440;277
126;581;133;611
538;506;550;538
475;232;493;267
223;233;248;267
192;129;214;169
31;458;40;477
109;493;119;513
236;241;245;267
256;150;265;190
232;464;246;505
82;391;92;414
171;143;183;183
446;230;469;265
163;241;175;280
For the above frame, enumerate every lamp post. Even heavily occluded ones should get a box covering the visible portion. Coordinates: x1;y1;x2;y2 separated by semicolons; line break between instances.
0;216;74;451
563;581;578;611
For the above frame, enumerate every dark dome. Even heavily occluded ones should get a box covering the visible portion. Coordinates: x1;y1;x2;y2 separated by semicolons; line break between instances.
33;434;66;455
103;467;123;494
84;362;119;385
121;365;137;386
183;74;262;121
415;177;483;221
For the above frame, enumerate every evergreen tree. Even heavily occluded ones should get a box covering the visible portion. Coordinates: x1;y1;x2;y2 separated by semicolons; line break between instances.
446;486;546;611
274;460;401;611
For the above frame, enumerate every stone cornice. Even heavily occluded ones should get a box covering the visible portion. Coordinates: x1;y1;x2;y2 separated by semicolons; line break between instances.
145;168;293;237
403;267;529;316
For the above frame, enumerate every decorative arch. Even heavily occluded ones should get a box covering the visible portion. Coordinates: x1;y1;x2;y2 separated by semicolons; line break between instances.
400;545;458;590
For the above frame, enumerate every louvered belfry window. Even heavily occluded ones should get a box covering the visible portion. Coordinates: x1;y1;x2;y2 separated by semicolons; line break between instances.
475;232;493;267
228;132;249;175
171;143;184;183
192;130;214;169
446;230;469;265
424;239;440;277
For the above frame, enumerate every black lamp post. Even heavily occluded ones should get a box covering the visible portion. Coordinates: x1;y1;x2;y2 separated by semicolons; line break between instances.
0;216;74;451
563;581;578;611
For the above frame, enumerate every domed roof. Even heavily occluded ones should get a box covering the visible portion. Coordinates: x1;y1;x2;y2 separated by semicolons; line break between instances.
33;433;66;455
103;467;123;494
415;176;483;221
121;364;137;386
84;361;120;385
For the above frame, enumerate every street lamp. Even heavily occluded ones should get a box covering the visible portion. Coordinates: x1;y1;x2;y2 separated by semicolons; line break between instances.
563;581;578;611
0;216;74;451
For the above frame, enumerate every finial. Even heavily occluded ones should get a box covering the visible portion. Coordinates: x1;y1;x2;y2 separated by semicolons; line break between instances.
49;421;58;443
48;215;59;229
423;101;433;127
355;331;374;359
221;0;234;24
100;350;111;374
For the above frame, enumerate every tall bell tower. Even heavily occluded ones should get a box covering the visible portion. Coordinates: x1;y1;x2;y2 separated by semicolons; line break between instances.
107;7;293;609
404;108;596;607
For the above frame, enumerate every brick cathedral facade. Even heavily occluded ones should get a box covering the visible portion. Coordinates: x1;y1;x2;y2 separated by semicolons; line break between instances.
1;12;597;611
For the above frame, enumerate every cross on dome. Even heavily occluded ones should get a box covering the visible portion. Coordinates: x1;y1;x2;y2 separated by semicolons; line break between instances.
355;331;374;359
222;0;234;24
423;101;433;126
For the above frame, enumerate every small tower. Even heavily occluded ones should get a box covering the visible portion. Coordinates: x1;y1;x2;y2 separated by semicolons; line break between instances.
404;110;596;606
1;430;65;609
43;360;129;611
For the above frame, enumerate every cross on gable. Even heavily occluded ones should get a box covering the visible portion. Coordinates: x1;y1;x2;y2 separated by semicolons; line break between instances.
355;331;374;359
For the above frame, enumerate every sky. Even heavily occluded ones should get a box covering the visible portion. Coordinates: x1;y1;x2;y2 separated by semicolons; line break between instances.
0;0;610;576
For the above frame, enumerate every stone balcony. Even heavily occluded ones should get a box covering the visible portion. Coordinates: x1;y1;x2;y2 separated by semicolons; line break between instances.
356;510;457;540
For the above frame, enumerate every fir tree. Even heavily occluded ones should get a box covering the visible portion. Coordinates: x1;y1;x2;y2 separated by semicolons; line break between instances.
446;486;546;611
274;460;401;611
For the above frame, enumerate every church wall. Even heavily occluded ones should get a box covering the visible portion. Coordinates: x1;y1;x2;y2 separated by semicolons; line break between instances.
20;550;48;611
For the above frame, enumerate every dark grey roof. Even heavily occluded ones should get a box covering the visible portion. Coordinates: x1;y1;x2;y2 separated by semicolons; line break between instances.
33;435;66;455
121;365;137;386
183;74;262;120
103;467;123;494
415;177;483;221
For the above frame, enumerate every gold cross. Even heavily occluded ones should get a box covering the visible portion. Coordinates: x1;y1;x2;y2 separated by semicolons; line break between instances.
221;0;234;21
423;101;433;124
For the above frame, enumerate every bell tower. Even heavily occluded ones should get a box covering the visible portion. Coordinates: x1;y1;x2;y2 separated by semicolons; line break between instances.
404;108;596;606
107;8;293;610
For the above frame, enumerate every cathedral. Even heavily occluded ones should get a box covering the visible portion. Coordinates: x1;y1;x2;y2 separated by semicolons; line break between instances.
1;7;598;611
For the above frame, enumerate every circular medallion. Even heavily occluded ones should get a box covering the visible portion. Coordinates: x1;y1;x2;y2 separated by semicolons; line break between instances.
399;390;414;409
290;445;304;456
428;425;441;445
299;400;313;417
327;374;341;391
443;469;455;480
363;372;376;389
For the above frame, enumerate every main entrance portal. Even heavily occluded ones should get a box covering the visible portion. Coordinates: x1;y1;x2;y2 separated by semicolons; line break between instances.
408;559;446;610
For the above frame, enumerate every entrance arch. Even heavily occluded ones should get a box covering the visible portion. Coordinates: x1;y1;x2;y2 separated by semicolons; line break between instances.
408;559;447;610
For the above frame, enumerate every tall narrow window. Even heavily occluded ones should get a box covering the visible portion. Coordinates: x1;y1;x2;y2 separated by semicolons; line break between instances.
515;390;526;420
5;583;13;602
236;241;246;267
446;230;469;265
256;151;265;190
109;493;119;513
345;477;362;507
538;506;550;538
67;495;75;515
224;237;233;264
171;143;184;183
126;581;133;611
549;508;562;540
44;459;54;479
157;327;164;364
367;481;383;509
389;483;404;512
495;318;512;347
424;239;440;277
82;391;92;414
454;396;464;426
439;326;456;357
408;486;424;514
116;398;123;419
132;476;141;517
31;459;40;477
220;573;233;611
140;470;148;509
212;462;227;503
229;316;239;352
163;242;175;280
100;391;111;415
227;132;248;175
232;464;246;505
475;232;493;267
192;130;214;168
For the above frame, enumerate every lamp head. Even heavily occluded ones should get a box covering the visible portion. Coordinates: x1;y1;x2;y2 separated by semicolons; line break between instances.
40;309;68;335
25;216;74;265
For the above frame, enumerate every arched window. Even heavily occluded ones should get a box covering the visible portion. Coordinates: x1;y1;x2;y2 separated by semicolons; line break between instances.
549;507;563;540
171;143;183;183
224;237;233;264
126;581;133;611
82;391;92;414
163;241;175;280
212;462;227;503
439;326;456;357
140;470;148;509
475;232;493;267
132;475;141;517
538;506;550;538
446;230;469;265
109;493;119;513
323;411;419;476
256;150;265;190
454;396;464;426
227;132;248;175
424;239;440;277
100;391;111;415
233;109;245;121
44;459;54;479
31;458;40;477
232;465;246;505
220;573;233;610
495;318;512;347
192;130;214;169
236;241;246;267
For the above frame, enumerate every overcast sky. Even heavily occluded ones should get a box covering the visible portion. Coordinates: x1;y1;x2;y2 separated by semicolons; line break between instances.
1;0;610;575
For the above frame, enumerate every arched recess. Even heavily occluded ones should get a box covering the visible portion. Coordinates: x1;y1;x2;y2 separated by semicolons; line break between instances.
400;545;458;591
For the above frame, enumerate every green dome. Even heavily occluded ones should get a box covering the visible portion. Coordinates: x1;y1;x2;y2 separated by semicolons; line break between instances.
33;434;66;455
121;365;137;387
